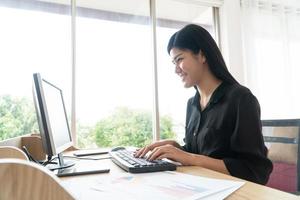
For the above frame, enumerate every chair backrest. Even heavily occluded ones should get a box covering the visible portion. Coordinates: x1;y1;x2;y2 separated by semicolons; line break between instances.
0;158;75;200
262;119;300;194
0;146;28;160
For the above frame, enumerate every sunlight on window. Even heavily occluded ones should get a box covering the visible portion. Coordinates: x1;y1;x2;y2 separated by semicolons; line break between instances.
0;5;71;140
0;1;215;147
0;7;71;99
76;0;153;148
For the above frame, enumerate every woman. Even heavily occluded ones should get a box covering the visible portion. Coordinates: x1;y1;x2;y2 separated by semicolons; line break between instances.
135;24;273;184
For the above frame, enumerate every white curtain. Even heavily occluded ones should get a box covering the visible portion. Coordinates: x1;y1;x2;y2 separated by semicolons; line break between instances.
241;0;300;119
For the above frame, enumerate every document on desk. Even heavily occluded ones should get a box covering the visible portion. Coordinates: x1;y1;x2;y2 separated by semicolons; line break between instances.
90;171;244;200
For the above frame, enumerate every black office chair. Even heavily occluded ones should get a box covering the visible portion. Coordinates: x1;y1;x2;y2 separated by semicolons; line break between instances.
262;119;300;194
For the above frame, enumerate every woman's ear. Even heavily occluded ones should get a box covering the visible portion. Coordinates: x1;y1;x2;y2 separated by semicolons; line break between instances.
202;54;206;64
198;50;206;64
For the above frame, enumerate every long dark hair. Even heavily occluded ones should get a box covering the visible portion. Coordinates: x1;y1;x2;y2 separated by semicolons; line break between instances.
167;24;238;84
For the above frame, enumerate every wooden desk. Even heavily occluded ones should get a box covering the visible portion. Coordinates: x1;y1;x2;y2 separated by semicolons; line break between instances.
1;136;298;199
59;157;299;200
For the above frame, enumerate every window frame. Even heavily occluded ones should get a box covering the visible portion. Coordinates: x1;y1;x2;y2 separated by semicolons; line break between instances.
0;0;221;145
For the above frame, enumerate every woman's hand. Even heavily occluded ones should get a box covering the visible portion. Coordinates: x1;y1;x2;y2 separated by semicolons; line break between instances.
146;144;192;165
146;145;229;173
134;140;192;166
135;140;230;173
134;140;179;158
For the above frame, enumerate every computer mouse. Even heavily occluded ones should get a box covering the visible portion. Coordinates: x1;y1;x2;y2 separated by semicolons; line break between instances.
110;146;126;151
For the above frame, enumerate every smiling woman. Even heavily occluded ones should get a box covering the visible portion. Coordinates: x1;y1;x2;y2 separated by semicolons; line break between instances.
135;24;273;185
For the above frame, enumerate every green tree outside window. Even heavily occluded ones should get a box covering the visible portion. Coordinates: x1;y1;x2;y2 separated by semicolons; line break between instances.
90;107;176;148
0;95;38;140
0;96;176;148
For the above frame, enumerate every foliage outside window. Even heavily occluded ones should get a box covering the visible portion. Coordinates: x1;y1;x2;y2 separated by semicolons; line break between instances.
0;95;175;147
0;95;38;140
77;107;175;148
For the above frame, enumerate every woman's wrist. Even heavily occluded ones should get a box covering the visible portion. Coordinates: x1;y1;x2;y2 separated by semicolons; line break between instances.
160;139;177;146
185;153;203;166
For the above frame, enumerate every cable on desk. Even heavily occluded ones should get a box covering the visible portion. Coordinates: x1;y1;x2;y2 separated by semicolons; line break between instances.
63;155;112;160
42;156;58;166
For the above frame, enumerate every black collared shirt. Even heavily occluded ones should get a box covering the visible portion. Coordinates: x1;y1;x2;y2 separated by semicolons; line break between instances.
182;82;273;184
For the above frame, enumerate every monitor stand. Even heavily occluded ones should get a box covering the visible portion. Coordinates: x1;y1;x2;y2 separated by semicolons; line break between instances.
49;153;110;177
47;153;75;171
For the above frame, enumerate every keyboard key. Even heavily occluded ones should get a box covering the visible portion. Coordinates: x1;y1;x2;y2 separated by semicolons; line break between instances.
109;148;177;173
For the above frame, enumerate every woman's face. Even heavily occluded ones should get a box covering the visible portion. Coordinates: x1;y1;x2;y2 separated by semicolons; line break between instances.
170;48;206;88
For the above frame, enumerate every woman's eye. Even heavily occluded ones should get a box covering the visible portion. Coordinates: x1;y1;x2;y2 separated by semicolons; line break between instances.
172;57;183;65
176;58;183;64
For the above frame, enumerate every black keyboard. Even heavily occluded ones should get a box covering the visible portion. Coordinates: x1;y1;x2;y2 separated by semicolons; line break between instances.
109;148;177;173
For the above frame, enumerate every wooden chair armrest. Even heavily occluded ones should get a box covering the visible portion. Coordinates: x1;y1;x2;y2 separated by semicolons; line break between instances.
0;146;28;160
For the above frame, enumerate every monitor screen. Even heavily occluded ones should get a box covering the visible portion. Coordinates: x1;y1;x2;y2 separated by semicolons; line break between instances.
33;73;72;157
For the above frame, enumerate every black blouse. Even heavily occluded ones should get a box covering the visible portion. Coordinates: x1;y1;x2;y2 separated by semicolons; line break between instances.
182;82;273;184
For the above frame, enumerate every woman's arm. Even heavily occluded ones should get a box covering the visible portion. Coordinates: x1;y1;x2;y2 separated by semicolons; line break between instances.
189;154;230;175
222;92;273;184
146;144;230;175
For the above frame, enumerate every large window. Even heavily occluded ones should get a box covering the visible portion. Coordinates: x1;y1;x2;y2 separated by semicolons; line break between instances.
0;0;219;148
0;0;71;140
76;0;153;148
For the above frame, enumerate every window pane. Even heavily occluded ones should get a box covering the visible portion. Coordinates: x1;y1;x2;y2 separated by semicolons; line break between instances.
76;0;152;148
156;1;215;144
0;1;71;140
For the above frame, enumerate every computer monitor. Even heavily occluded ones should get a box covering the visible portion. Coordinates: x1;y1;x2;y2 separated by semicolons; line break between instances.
32;73;111;176
32;73;74;169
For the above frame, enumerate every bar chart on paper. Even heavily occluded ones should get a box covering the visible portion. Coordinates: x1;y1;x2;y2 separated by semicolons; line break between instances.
89;171;245;200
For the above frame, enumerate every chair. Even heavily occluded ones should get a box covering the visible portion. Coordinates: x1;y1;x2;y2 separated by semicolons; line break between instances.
0;146;28;160
0;158;75;200
262;119;300;194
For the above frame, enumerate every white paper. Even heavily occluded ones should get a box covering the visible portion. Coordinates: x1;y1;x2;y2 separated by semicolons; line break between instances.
200;183;245;200
90;171;245;200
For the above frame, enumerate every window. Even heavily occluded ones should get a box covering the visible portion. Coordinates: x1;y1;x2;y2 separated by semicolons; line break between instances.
0;0;220;148
0;0;71;140
76;0;153;148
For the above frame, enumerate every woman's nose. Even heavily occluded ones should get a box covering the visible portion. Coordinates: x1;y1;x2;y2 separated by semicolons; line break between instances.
175;65;182;74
